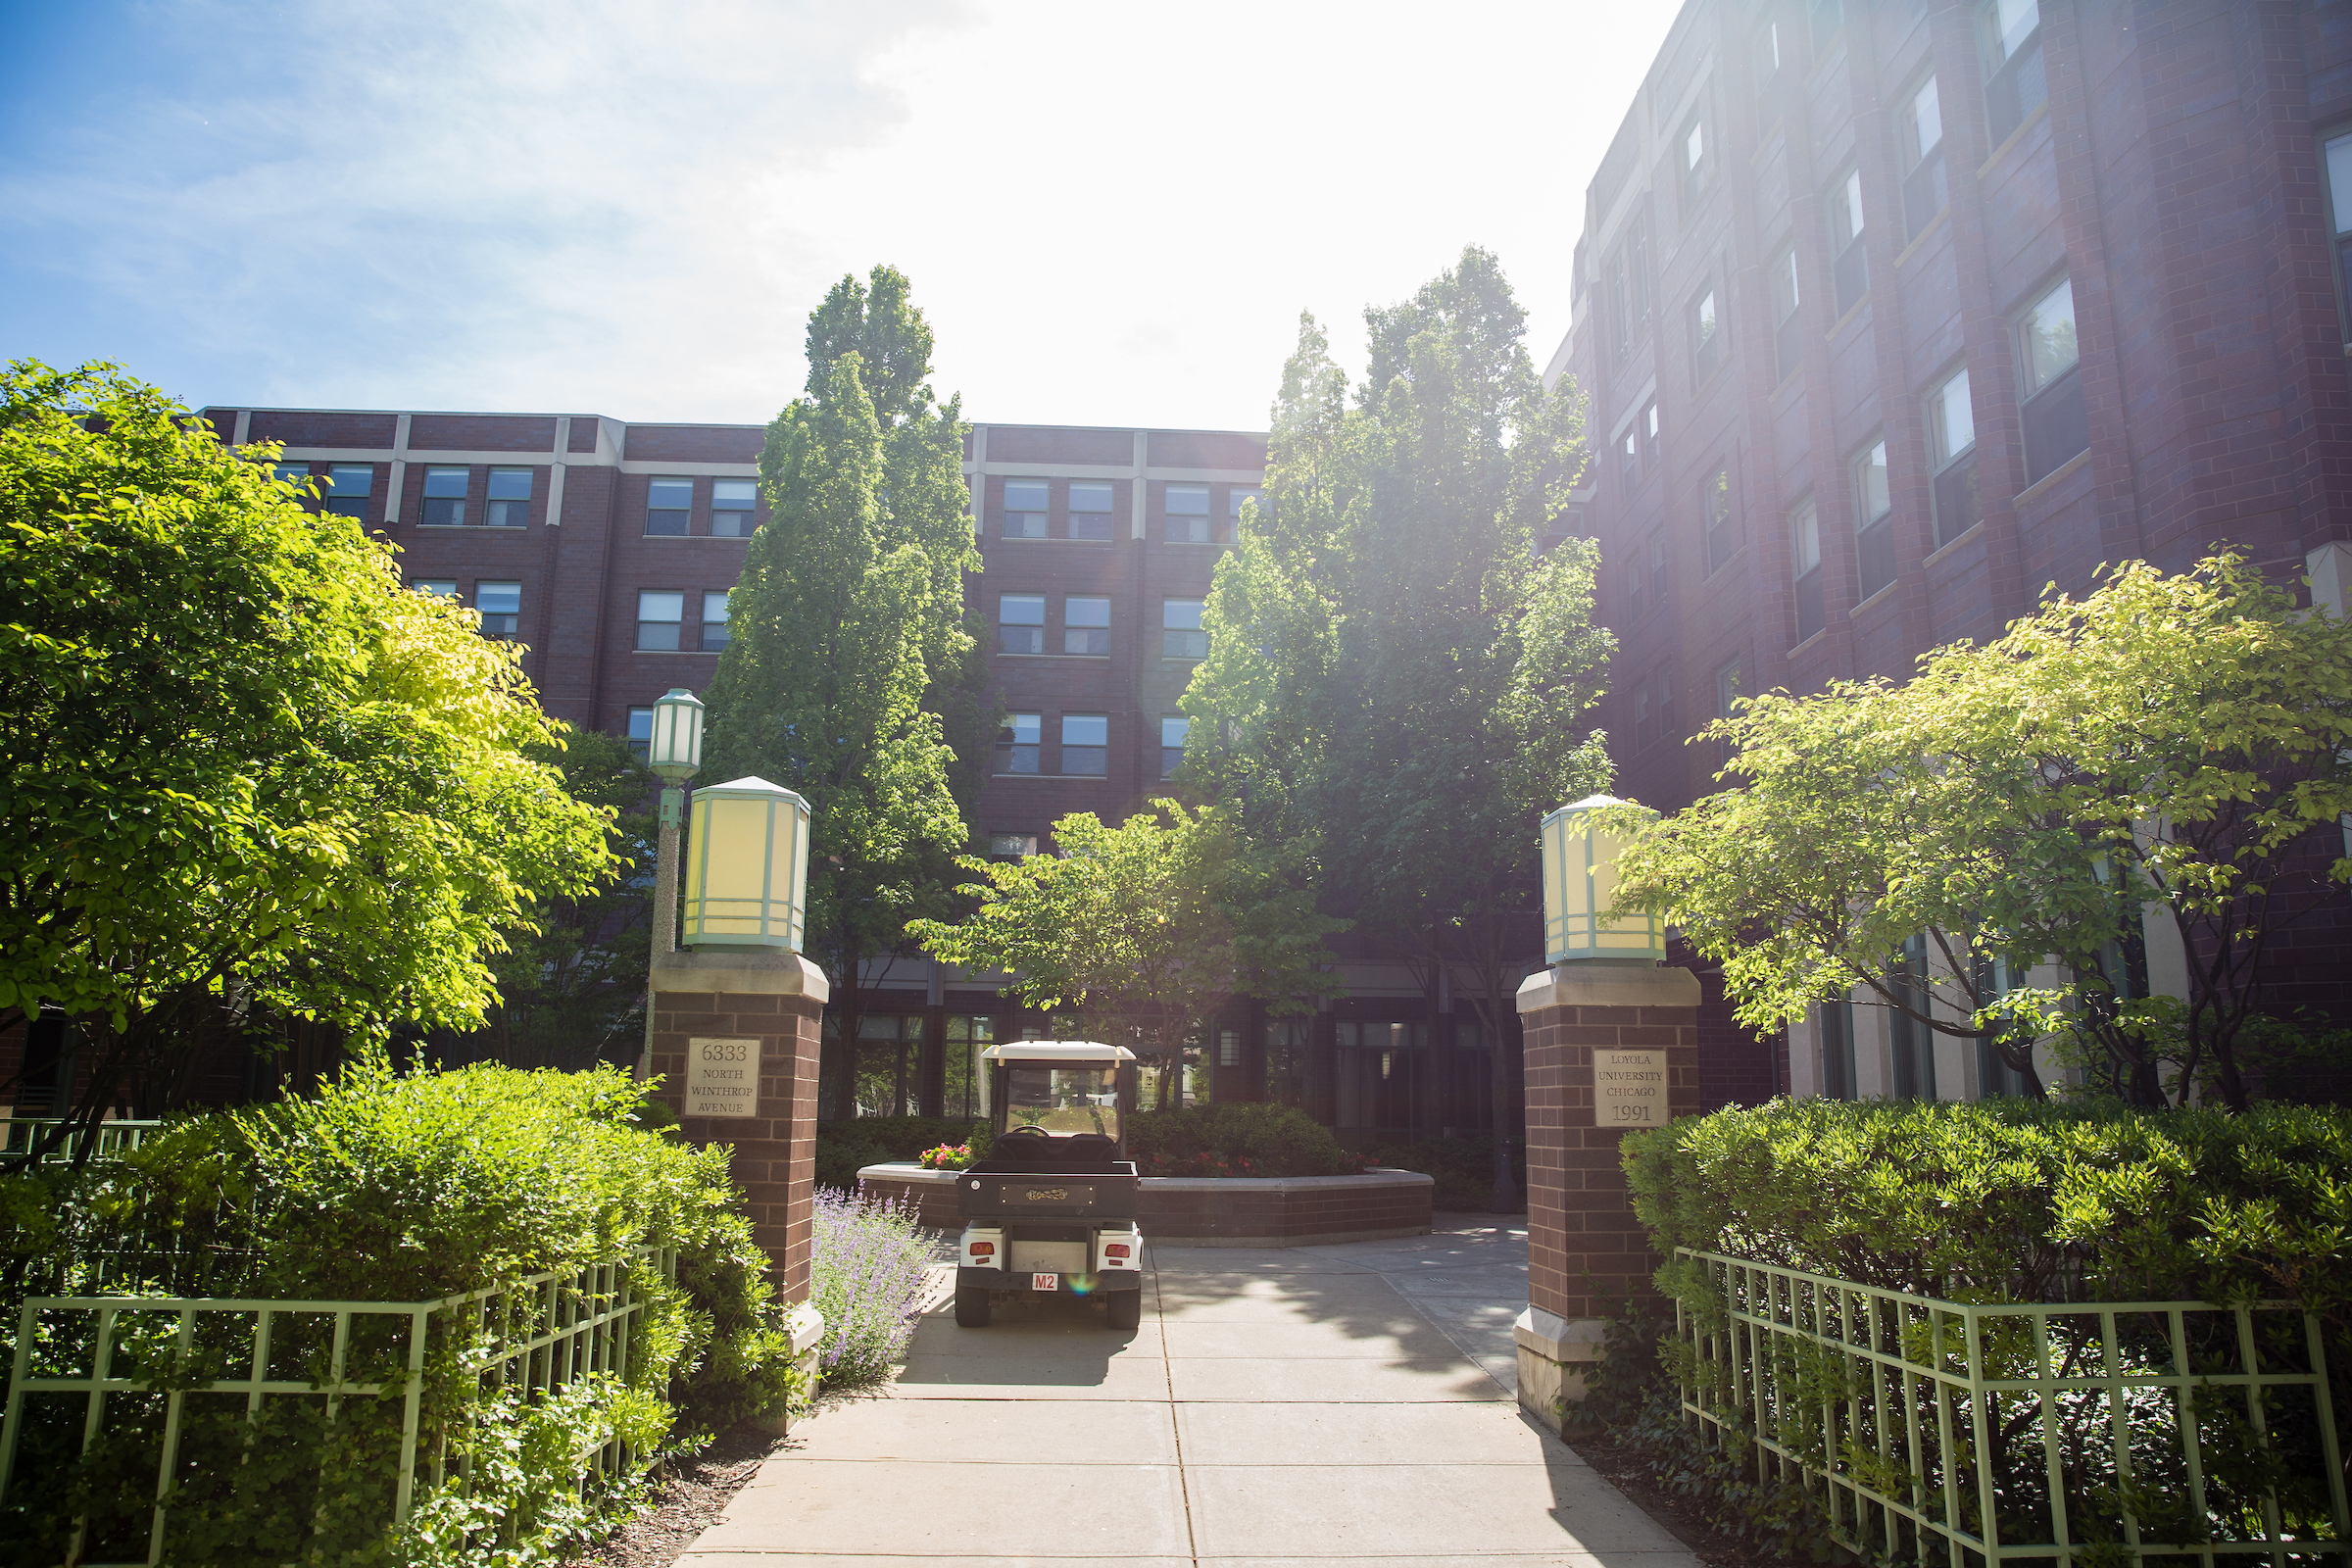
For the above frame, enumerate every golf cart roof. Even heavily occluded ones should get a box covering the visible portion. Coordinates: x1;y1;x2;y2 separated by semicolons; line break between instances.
980;1042;1137;1063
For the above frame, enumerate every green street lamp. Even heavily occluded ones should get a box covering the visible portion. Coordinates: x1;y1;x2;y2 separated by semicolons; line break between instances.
681;777;812;952
1540;795;1666;965
639;688;705;1081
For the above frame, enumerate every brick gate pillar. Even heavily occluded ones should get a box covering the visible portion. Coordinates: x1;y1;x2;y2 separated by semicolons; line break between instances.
647;949;827;1304
1512;961;1701;1430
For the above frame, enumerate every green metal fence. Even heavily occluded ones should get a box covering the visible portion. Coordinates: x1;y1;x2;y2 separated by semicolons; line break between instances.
1675;1249;2349;1568
0;1118;161;1170
0;1246;672;1566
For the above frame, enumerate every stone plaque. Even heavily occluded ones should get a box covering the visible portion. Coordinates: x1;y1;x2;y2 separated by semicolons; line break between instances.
685;1037;760;1119
1593;1048;1667;1128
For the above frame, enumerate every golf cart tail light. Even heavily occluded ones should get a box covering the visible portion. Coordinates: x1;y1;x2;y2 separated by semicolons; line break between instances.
1106;1244;1130;1258
969;1242;994;1257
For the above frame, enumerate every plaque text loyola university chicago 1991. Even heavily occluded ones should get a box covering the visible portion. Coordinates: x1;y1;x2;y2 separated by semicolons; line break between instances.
1593;1048;1666;1126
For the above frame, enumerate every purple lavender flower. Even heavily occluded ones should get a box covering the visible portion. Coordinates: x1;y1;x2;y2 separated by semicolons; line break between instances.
808;1187;938;1387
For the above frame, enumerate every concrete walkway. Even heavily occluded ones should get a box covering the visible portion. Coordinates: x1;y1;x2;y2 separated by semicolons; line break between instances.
678;1218;1697;1568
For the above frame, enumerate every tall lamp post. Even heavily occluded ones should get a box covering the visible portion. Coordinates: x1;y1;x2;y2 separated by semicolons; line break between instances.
639;687;705;1082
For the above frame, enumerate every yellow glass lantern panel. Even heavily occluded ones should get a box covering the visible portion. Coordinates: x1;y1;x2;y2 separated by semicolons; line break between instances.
1542;794;1665;963
682;776;811;951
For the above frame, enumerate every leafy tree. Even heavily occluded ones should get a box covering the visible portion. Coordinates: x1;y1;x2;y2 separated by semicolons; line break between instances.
1607;554;2352;1110
699;269;981;1115
906;802;1343;1107
1182;250;1612;1142
0;361;617;1163
440;728;659;1071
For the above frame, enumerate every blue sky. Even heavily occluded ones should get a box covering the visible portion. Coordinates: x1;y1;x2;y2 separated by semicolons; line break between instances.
1;1;1678;430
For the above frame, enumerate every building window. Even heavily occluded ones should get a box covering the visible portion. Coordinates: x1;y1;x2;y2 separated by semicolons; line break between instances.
1064;595;1110;655
1981;0;2046;150
627;707;654;761
1790;500;1824;644
421;466;468;527
1810;0;1843;54
1714;655;1742;719
1606;248;1632;367
2018;276;2085;483
1165;484;1210;543
646;477;692;537
2326;130;2352;340
1648;532;1671;603
1830;169;1868;316
1927;367;1981;546
1160;714;1189;779
1690;286;1722;384
999;593;1046;655
996;713;1041;774
1633;682;1651;752
1633;665;1675;752
1060;713;1108;775
1642;401;1660;471
1852;438;1894;601
272;461;313;490
1626;554;1645;620
1163;599;1206;660
413;578;457;598
1629;216;1651;350
1068;480;1114;541
325;465;372;519
1002;479;1049;539
1681;112;1708;213
634;590;683;651
477;581;521;639
1820;999;1857;1101
1703;465;1738;573
1618;421;1641;487
1227;487;1263;539
478;466;529;528
1889;934;1938;1099
1756;17;1781;85
988;832;1039;858
710;479;757;537
1901;75;1948;242
701;590;732;652
1771;247;1802;384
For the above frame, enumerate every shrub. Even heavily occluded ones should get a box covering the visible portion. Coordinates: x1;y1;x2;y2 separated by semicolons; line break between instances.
807;1189;936;1388
1127;1102;1362;1176
813;1114;989;1191
0;1054;806;1567
1358;1133;1527;1210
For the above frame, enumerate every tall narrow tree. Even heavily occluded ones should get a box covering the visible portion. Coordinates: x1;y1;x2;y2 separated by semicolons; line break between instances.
701;269;981;1114
1184;249;1612;1161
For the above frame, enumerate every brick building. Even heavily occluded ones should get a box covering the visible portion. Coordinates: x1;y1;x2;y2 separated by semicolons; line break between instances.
1550;0;2352;1102
6;406;1517;1144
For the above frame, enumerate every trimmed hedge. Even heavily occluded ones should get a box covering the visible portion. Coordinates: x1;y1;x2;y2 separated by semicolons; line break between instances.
1359;1133;1527;1211
1127;1102;1362;1177
814;1115;989;1191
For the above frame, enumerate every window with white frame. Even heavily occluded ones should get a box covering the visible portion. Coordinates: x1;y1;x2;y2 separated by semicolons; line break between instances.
646;477;691;536
1681;111;1708;213
1162;599;1206;660
1060;713;1107;775
1063;595;1110;655
1852;438;1894;601
710;479;757;536
1703;465;1738;574
422;466;469;527
1165;484;1210;543
987;832;1039;858
485;467;532;527
272;461;313;490
1002;479;1048;539
1981;0;2045;150
1900;75;1947;241
2018;276;2085;483
999;593;1046;655
2326;129;2352;342
635;590;684;651
1830;169;1868;316
996;713;1041;774
477;581;522;639
413;578;458;598
1067;480;1114;541
626;708;655;760
1691;286;1722;384
1715;655;1743;719
1226;487;1263;539
1771;247;1803;384
1927;366;1981;547
701;590;732;652
1648;532;1671;604
1160;714;1189;779
1790;499;1824;644
325;465;373;519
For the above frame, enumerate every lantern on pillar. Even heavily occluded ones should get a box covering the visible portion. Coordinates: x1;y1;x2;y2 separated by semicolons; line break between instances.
683;777;812;952
1540;794;1665;964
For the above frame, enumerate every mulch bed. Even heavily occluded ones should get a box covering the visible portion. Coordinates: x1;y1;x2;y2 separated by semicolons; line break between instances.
1561;1429;1790;1568
558;1420;788;1568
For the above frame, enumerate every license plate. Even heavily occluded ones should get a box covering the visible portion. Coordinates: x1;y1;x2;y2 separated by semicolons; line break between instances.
1030;1272;1059;1292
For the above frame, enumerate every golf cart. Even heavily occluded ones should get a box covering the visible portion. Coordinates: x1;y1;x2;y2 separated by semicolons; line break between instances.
953;1042;1145;1331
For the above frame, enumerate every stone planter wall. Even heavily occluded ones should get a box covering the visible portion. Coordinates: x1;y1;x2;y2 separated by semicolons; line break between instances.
854;1163;1435;1247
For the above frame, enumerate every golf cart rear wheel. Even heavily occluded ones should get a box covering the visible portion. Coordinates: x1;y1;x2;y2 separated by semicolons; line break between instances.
955;1287;993;1328
1104;1290;1142;1330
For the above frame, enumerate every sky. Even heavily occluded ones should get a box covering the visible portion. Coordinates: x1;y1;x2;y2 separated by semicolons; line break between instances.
0;1;1679;432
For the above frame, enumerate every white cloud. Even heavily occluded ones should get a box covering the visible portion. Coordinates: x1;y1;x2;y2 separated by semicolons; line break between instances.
2;0;1675;428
